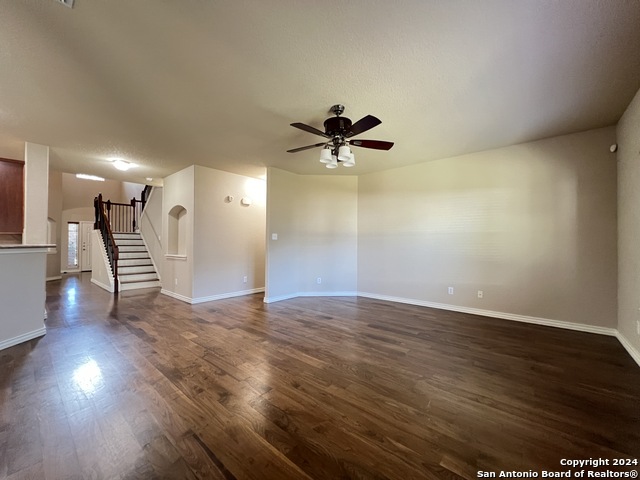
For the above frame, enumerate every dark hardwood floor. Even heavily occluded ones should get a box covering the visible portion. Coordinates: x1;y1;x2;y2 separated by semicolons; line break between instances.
1;273;639;479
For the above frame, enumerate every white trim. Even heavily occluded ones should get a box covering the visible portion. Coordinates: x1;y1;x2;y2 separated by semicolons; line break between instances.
165;254;187;260
264;293;300;304
616;331;640;367
302;291;357;298
137;229;161;283
264;291;358;304
357;292;617;337
161;289;192;304
161;287;265;305
191;288;265;304
91;277;114;293
46;276;62;282
113;282;640;367
0;247;50;255
0;327;46;351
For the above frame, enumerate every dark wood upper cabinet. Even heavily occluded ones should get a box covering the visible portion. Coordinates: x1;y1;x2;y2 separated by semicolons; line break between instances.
0;158;24;234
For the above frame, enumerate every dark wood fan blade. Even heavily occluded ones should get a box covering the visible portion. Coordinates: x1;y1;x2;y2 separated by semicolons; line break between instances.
290;122;329;138
349;139;394;150
287;142;327;153
346;115;381;137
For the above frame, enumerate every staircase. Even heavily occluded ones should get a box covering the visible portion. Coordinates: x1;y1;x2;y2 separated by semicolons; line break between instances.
113;232;160;291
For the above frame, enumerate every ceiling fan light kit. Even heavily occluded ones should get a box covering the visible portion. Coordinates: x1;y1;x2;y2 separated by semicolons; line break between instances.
319;147;333;164
337;144;351;161
343;154;356;167
326;156;338;169
287;104;394;169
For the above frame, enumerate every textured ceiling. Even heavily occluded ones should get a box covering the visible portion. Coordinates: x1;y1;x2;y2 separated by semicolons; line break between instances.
0;0;638;182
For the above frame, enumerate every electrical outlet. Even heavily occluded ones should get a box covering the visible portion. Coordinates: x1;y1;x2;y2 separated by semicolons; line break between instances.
477;290;483;299
637;320;640;336
317;277;322;285
174;278;178;286
447;287;454;295
243;276;247;283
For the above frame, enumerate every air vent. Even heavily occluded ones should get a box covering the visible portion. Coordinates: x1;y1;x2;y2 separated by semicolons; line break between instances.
54;0;74;8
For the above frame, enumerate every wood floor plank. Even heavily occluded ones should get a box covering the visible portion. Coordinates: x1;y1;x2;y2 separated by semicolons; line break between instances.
2;273;639;479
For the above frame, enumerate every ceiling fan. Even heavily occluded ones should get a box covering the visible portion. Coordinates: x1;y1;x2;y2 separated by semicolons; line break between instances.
287;105;394;169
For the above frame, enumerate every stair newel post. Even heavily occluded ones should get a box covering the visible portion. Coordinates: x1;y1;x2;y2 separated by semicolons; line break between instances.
141;187;147;213
94;195;99;230
113;247;119;293
131;197;137;232
106;200;112;228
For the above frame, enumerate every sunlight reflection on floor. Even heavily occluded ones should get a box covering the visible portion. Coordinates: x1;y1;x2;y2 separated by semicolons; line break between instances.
72;358;103;395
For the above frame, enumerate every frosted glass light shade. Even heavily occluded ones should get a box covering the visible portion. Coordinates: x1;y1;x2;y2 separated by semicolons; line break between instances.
319;148;332;164
342;153;356;167
326;155;338;169
337;145;351;161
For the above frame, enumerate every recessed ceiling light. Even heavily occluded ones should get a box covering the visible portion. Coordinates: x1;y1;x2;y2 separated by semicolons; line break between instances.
76;173;105;182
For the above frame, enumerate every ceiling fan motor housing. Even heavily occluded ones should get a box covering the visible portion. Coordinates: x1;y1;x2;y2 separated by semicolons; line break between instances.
324;116;352;137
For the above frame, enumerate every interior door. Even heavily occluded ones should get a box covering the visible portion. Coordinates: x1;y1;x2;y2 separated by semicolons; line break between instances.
80;221;93;271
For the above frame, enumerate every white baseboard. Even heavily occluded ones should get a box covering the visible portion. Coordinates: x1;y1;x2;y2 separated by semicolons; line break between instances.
264;293;300;304
46;276;62;282
158;287;640;368
0;327;47;352
161;287;265;305
616;331;640;367
160;289;192;304
91;277;114;293
191;288;265;304
263;291;357;304
357;292;617;337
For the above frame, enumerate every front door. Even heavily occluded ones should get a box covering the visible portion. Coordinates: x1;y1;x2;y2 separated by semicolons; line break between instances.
80;221;93;272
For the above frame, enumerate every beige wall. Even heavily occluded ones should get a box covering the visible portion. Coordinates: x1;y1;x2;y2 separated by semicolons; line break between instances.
47;170;63;279
265;168;358;302
358;127;617;327
192;165;266;300
617;87;640;359
60;173;128;273
265;168;300;300
158;165;266;303
62;173;127;210
122;181;145;202
161;166;195;300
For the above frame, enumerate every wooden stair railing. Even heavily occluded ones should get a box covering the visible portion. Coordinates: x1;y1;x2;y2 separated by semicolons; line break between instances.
141;184;152;213
94;193;120;293
93;185;153;294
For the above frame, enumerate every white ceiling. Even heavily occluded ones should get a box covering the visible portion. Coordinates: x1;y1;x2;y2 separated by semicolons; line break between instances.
0;0;638;183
